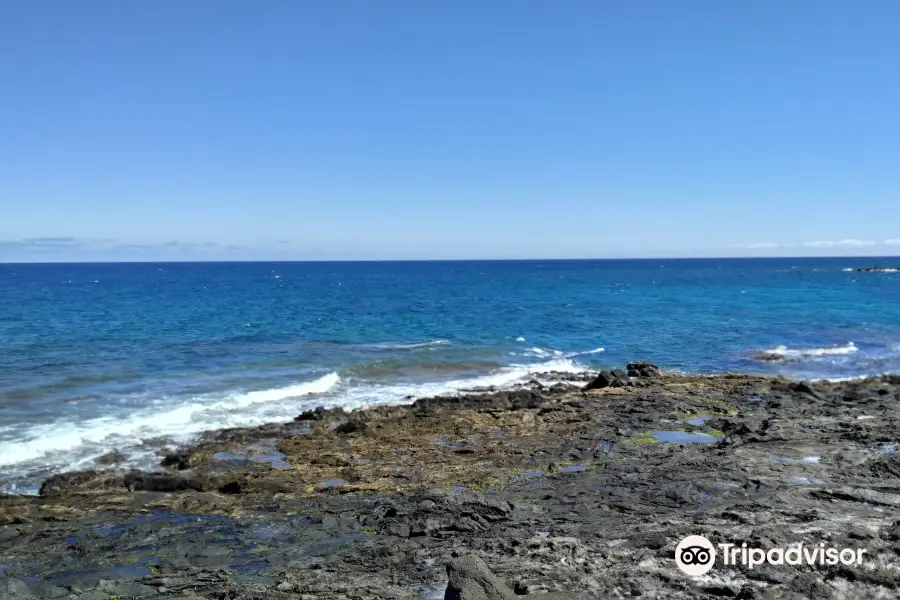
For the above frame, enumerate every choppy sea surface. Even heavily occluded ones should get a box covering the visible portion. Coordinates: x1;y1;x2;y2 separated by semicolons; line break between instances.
1;258;899;493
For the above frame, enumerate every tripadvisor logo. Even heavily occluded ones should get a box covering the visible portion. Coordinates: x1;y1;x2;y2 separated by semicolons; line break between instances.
675;535;868;576
675;535;717;576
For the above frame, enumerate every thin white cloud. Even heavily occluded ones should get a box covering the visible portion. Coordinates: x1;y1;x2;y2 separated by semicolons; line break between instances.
885;239;900;246
803;239;876;248
739;242;781;249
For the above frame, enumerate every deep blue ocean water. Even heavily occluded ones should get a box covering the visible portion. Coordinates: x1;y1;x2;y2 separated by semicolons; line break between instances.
1;258;899;493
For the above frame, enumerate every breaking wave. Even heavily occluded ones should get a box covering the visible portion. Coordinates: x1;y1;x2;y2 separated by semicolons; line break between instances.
756;342;858;362
0;357;588;494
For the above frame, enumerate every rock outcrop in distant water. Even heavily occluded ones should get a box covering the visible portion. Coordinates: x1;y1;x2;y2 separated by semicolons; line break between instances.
853;266;900;272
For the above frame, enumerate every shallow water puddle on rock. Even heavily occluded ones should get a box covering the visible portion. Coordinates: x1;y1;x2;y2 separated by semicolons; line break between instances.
559;464;586;473
46;567;99;582
652;431;721;443
320;478;347;489
52;509;234;547
233;543;271;559
413;582;448;599
105;555;160;579
250;451;290;470
213;451;249;465
229;560;269;573
251;524;290;539
772;456;821;464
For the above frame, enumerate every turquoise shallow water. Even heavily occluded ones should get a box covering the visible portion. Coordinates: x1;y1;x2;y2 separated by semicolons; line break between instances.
1;258;899;492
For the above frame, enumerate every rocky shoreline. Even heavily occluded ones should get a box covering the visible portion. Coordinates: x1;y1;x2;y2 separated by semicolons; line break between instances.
2;365;900;599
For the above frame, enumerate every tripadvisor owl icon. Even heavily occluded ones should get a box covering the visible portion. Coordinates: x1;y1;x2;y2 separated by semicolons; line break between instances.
675;535;716;576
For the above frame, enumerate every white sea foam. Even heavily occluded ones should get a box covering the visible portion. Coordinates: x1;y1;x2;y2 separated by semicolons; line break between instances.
367;340;450;350
520;346;604;358
0;358;588;493
756;342;858;362
822;374;885;382
567;347;605;357
0;372;341;470
525;346;558;358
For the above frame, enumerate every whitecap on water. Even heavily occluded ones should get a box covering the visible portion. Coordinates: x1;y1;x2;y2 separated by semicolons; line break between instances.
756;342;858;362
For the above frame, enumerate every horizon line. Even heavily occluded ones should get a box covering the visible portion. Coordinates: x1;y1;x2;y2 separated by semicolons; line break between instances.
2;255;900;266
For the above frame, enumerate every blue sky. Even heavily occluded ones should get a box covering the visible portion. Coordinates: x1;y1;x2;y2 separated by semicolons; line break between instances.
1;1;898;261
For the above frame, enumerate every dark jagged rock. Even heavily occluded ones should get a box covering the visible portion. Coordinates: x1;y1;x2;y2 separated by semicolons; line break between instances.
444;555;516;600
706;417;757;436
333;420;367;435
444;556;587;599
626;361;662;377
854;267;900;272
791;380;822;399
38;470;108;497
122;470;206;492
295;406;334;421
583;371;614;391
39;469;206;496
868;454;900;479
160;449;193;470
610;369;631;387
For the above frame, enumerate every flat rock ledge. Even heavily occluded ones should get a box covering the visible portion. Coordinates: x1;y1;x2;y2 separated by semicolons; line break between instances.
2;365;900;599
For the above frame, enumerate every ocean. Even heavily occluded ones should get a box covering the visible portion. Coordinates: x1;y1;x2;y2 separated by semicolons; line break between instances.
1;258;899;494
